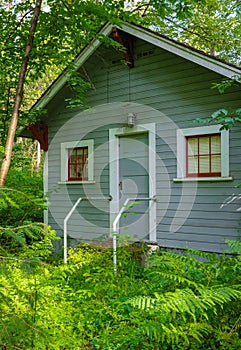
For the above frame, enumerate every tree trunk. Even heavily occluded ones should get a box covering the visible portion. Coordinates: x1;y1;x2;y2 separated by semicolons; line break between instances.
0;0;42;186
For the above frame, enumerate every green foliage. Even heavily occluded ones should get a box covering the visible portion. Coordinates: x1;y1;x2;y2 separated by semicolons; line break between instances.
195;107;241;130
0;138;59;258
145;0;241;65
1;243;241;349
211;75;241;94
128;249;241;349
225;239;241;254
0;222;57;258
0;177;57;258
122;201;139;218
194;75;241;130
0;171;45;226
0;0;135;142
65;66;92;109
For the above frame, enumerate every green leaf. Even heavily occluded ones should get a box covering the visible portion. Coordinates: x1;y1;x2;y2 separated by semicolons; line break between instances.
211;109;228;119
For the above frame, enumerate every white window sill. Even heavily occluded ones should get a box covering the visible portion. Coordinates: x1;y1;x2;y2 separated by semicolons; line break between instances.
58;181;96;185
173;177;233;183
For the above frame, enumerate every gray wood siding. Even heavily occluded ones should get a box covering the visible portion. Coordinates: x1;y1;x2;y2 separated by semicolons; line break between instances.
45;38;241;251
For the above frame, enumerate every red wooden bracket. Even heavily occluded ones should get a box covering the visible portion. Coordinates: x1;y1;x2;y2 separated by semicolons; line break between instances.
112;26;134;68
28;123;48;151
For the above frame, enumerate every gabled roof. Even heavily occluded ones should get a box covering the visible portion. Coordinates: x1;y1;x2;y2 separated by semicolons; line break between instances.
34;21;241;110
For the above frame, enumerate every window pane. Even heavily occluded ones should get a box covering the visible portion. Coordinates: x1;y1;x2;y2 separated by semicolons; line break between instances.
68;147;88;180
188;156;198;174
82;165;87;179
69;164;77;178
188;137;198;155
76;166;82;178
199;156;210;173
199;136;209;155
76;155;82;163
211;155;221;172
70;154;76;163
211;135;221;154
69;149;76;163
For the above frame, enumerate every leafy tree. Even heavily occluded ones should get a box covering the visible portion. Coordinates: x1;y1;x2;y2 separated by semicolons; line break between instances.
0;0;43;186
138;0;241;65
0;0;128;185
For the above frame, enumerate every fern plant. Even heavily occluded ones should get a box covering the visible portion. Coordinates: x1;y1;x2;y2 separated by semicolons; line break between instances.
0;187;58;259
126;249;241;349
225;239;241;254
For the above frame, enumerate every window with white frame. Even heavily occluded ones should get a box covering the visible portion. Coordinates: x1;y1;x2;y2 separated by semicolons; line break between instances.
175;125;231;181
60;140;94;182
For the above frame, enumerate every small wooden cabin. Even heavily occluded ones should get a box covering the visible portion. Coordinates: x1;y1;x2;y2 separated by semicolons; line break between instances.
29;22;241;252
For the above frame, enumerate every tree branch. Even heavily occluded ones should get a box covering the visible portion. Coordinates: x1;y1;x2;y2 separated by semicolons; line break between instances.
131;2;151;16
164;16;212;44
4;9;32;46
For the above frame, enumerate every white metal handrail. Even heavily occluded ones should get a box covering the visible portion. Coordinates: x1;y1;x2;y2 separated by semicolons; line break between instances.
63;196;111;263
112;196;156;273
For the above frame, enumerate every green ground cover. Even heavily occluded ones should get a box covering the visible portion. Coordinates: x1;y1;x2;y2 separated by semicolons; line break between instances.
0;239;241;349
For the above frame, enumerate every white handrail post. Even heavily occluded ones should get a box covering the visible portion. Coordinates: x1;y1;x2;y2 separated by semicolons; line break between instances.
63;197;82;264
112;197;156;273
112;198;132;273
113;233;117;273
63;196;111;264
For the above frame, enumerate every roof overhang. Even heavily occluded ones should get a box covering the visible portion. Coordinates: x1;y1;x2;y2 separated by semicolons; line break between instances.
122;22;241;78
34;21;241;111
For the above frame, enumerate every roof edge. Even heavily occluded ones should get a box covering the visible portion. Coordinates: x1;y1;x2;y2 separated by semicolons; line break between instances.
121;22;241;78
33;21;241;111
33;22;113;111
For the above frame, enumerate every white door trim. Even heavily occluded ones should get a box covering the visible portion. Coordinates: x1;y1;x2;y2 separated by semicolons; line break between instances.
43;151;48;226
109;123;156;241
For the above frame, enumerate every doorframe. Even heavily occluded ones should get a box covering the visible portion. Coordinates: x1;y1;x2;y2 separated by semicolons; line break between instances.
109;123;156;241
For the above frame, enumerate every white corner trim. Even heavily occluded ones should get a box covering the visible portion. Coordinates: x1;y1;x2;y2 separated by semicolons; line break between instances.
60;139;94;182
176;124;230;180
43;151;48;226
109;123;156;241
